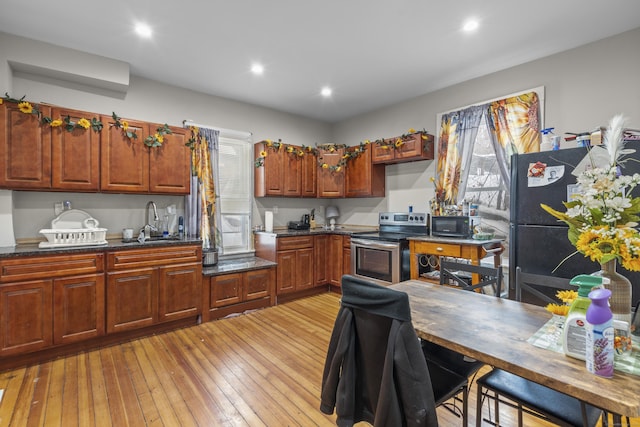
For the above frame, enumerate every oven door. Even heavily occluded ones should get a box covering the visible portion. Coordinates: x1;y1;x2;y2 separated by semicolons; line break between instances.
350;238;401;286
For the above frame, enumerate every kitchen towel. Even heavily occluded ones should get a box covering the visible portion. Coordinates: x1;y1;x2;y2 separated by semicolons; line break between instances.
265;211;273;232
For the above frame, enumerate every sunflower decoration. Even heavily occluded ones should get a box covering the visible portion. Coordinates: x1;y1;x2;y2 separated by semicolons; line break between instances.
370;128;430;150
545;290;578;316
144;123;172;147
541;114;640;271
111;112;138;141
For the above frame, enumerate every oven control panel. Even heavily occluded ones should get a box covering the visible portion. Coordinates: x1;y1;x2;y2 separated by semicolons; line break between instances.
379;212;428;226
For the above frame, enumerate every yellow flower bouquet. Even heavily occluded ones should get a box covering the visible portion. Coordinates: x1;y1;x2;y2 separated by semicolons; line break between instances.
541;114;640;271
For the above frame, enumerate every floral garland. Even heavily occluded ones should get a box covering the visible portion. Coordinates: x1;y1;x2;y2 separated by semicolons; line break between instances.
254;140;368;172
2;93;171;148
364;128;430;150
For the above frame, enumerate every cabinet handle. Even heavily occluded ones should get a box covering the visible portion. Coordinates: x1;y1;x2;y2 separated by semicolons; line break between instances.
436;247;443;252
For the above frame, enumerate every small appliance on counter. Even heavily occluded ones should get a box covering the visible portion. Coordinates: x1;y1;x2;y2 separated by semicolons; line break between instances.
430;215;472;238
288;221;310;230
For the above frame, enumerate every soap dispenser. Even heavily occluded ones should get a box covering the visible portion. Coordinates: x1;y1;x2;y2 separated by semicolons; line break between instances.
563;274;602;360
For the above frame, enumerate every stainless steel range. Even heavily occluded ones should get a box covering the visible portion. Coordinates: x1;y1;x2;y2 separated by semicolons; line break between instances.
350;212;429;286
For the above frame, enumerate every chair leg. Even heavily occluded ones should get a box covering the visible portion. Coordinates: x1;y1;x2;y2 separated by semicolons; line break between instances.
462;386;468;427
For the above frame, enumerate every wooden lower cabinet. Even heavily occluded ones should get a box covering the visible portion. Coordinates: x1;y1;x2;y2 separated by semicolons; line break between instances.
343;236;352;276
53;273;105;345
106;267;156;333
0;279;53;356
315;234;329;285
328;235;344;286
277;247;314;293
0;253;104;357
106;245;202;333
206;267;275;320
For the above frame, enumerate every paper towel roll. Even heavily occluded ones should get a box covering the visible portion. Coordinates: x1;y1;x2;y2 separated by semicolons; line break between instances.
265;211;273;232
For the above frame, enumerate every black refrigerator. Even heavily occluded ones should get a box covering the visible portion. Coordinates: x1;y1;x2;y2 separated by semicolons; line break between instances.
509;144;640;305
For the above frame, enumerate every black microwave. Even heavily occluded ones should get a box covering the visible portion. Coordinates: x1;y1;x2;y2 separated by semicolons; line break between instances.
430;215;471;238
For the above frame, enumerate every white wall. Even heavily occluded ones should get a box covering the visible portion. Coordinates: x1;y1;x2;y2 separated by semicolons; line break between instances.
332;27;640;226
0;32;332;241
2;28;640;241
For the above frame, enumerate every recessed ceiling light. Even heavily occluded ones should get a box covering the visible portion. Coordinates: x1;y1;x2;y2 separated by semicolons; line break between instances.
135;22;153;38
251;63;264;75
321;87;332;97
462;19;479;32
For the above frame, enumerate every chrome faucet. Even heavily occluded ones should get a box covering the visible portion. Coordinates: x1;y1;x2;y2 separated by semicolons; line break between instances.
142;201;159;239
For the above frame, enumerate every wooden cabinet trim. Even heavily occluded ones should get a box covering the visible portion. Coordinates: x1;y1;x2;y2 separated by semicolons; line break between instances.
108;245;201;269
0;253;104;283
276;236;314;251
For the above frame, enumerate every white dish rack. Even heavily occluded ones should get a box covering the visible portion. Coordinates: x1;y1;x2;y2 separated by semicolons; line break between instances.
39;209;108;248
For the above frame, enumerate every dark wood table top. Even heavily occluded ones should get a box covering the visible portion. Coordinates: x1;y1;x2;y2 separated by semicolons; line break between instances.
390;280;640;418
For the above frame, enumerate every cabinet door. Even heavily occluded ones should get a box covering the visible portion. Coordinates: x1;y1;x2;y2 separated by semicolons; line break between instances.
106;267;157;333
371;142;395;164
296;248;315;290
244;269;271;301
283;149;302;196
100;115;149;193
158;263;201;322
0;279;53;356
328;235;344;286
343;236;352;276
149;125;191;194
53;273;105;345
276;250;297;294
0;103;52;189
254;142;284;196
314;235;329;285
51;107;100;191
345;144;385;197
395;133;426;160
317;148;345;198
301;149;317;197
211;273;243;307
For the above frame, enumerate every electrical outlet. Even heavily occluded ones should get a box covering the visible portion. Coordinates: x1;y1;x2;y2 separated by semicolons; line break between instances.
54;202;64;216
273;205;278;214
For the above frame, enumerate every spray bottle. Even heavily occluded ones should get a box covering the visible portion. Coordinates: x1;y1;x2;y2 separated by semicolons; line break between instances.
563;275;602;360
585;288;614;378
540;128;560;151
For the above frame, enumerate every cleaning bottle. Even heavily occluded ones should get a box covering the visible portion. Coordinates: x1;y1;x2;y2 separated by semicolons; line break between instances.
585;288;614;378
563;275;602;360
540;128;555;151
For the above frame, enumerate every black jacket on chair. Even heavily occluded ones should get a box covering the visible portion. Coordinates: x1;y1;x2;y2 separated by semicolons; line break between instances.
320;275;438;427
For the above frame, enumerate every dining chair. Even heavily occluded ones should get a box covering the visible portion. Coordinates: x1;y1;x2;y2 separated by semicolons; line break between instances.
320;274;469;426
424;259;503;420
439;259;503;297
474;266;603;427
514;266;573;304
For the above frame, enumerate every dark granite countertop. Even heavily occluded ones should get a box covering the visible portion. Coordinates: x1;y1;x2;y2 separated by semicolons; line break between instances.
202;256;277;276
0;237;203;259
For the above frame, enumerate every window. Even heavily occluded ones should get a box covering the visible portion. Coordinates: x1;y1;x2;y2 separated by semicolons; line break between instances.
218;135;252;255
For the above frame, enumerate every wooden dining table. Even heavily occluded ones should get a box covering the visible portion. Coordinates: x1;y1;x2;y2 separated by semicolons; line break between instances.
390;280;640;421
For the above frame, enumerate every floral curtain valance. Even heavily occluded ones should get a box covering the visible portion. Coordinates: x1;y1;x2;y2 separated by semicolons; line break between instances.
434;91;540;208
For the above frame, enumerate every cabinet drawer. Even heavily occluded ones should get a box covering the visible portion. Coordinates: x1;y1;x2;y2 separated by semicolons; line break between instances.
277;236;313;251
413;242;461;258
108;245;202;270
0;253;104;283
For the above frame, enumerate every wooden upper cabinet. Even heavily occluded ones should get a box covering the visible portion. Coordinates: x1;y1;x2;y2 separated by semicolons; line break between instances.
317;147;345;198
372;132;435;164
255;141;284;196
283;147;302;196
149;125;191;194
51;107;100;191
345;144;385;198
254;142;316;198
0;102;52;189
100;115;150;193
301;149;317;197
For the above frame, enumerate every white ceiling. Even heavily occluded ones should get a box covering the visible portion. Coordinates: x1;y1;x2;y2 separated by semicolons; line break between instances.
1;0;639;123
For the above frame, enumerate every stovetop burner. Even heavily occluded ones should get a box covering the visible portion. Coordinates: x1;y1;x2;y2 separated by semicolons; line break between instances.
351;212;429;242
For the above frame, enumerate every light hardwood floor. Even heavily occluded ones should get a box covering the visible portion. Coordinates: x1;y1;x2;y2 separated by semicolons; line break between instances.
0;292;636;426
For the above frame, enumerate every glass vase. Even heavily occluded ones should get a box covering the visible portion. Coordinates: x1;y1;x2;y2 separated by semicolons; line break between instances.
598;260;632;324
